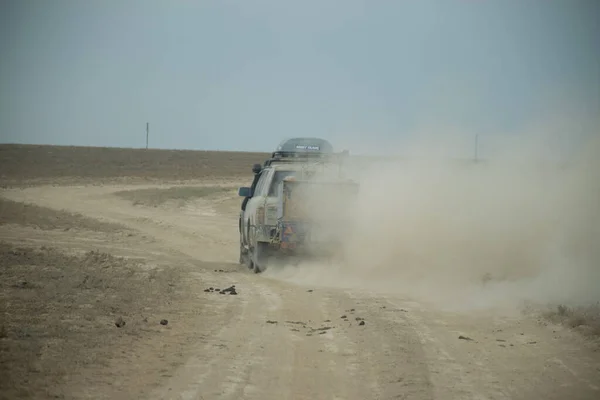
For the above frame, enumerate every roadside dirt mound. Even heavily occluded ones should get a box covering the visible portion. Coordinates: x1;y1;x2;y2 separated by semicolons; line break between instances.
113;185;236;208
0;197;128;233
0;242;190;399
1;239;209;399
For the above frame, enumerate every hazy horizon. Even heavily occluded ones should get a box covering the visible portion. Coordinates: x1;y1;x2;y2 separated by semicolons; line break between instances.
1;0;598;157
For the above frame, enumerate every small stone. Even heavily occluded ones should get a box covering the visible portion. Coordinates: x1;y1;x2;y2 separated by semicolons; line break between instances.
315;327;332;331
266;320;278;324
340;315;347;319
358;320;365;326
115;317;126;328
220;286;237;294
13;281;29;289
458;335;473;341
160;319;168;326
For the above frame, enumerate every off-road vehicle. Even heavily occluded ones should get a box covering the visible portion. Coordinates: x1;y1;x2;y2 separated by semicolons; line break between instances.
238;138;358;273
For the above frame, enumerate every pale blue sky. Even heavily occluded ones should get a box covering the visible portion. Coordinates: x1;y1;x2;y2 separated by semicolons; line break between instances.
1;0;598;155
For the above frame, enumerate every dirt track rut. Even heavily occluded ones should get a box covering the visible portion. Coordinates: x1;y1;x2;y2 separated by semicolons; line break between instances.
3;184;600;400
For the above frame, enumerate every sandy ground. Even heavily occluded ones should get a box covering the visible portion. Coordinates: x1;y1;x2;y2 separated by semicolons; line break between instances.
1;145;600;400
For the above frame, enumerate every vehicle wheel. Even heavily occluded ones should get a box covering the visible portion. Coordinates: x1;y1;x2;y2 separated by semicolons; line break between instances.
242;245;254;270
251;241;270;274
239;232;246;265
246;255;255;271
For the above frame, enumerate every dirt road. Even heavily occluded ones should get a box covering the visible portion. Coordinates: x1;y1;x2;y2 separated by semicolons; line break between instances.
1;180;599;400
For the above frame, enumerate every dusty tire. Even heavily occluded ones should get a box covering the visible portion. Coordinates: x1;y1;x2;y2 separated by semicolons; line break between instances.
239;227;256;270
243;249;254;271
251;242;270;274
239;233;247;265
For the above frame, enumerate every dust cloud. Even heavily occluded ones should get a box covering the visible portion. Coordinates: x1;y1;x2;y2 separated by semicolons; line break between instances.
266;124;599;312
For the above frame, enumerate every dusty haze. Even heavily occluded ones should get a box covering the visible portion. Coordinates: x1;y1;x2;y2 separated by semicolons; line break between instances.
267;125;600;314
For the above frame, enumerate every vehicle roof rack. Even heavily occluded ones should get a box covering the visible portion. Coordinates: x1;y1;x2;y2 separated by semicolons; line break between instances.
274;137;334;154
263;137;343;167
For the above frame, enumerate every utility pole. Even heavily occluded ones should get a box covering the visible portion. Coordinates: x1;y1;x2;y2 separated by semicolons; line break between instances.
146;123;149;149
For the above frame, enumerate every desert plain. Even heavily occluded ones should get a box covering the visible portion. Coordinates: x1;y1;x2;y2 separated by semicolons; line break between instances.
1;143;599;400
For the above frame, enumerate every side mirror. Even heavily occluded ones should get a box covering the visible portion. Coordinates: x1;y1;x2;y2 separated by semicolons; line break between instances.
252;163;262;174
238;187;252;197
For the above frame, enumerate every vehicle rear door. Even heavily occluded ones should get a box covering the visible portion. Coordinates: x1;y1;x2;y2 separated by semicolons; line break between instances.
246;169;272;243
265;170;297;225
